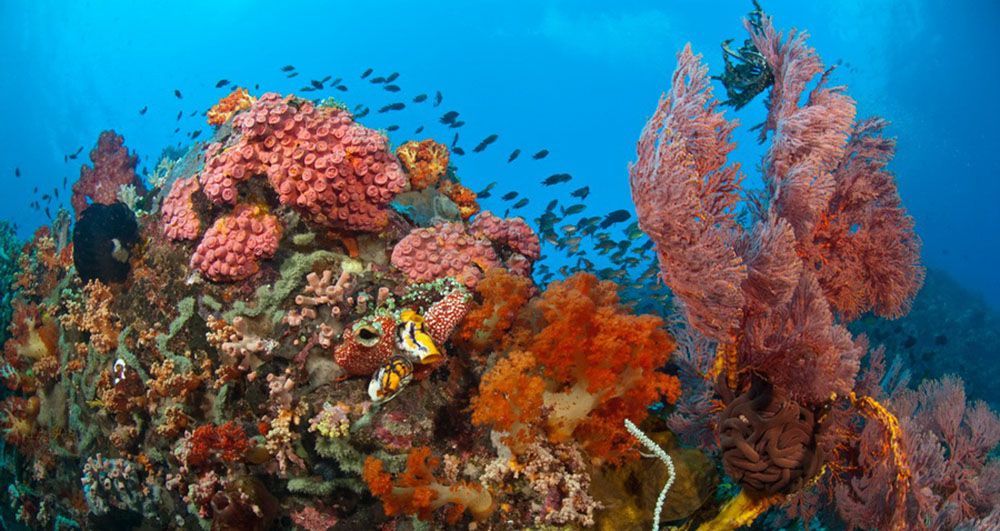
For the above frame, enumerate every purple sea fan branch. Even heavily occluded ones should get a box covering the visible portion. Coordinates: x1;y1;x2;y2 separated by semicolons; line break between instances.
629;43;747;343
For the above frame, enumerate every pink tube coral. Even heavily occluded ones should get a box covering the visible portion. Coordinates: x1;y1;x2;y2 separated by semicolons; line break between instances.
161;176;202;241
391;222;500;288
190;204;282;282
198;93;407;232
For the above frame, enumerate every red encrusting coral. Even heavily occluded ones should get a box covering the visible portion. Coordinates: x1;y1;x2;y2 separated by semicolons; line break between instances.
71;130;145;218
198;92;407;232
472;273;680;463
190;204;282;282
185;421;250;468
363;447;494;523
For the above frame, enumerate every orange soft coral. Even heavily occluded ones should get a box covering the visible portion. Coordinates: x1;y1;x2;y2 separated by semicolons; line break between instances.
0;395;40;453
438;180;480;220
472;273;680;463
363;447;494;523
455;268;534;354
396;139;450;190
207;87;255;126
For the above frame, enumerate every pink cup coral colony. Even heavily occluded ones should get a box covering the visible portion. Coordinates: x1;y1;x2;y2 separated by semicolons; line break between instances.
1;11;998;531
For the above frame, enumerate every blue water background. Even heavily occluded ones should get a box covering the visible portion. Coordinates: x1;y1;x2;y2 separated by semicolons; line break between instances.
1;0;998;309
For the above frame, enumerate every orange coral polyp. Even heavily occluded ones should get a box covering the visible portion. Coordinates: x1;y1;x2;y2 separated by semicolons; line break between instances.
396;139;450;190
208;88;255;126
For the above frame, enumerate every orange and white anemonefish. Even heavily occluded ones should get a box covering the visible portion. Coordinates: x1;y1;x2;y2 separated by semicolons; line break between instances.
395;309;442;365
368;356;414;403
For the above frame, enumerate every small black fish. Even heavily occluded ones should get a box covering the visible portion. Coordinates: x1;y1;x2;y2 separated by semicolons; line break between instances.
414;125;425;134
42;194;50;201
174;89;183;99
301;86;315;92
513;198;529;209
281;65;295;72
355;107;370;118
384;84;401;92
190;110;197;117
331;77;342;87
378;102;406;113
139;106;148;115
311;79;324;89
599;210;631;229
542;173;572;186
215;79;230;88
361;67;373;79
546;199;558;211
472;134;499;153
571;186;590;200
64;155;68;163
63;176;67;187
413;93;428;103
190;130;202;140
434;91;443;107
477;182;497;197
370;76;386;83
354;103;364;111
386;125;400;132
176;111;183;121
449;120;465;129
502;191;519;201
73;146;83;156
174;127;180;133
321;75;332;83
532;149;549;160
254;83;260;90
453;147;465;155
45;207;50;219
385;72;399;83
335;85;347;92
14;167;20;178
53;187;58;198
507;149;521;162
287;72;299;78
440;111;459;124
33;186;37;193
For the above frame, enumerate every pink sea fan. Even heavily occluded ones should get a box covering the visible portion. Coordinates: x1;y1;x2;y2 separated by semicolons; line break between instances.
628;43;747;342
741;272;863;405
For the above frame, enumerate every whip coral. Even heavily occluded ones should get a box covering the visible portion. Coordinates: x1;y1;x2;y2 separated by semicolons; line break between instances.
363;447;494;523
472;273;680;463
396;139;449;190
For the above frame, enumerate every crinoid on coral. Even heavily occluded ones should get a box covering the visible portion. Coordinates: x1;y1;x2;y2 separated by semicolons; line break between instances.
72;202;139;284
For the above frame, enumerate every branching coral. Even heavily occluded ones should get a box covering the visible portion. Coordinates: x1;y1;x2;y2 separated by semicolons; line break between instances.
363;447;494;523
472;273;680;463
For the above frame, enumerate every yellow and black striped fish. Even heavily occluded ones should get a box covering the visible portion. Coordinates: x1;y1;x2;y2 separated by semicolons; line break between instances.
368;356;414;403
395;310;442;365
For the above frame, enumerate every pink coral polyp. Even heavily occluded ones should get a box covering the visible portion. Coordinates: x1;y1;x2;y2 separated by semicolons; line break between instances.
190;204;282;282
197;93;406;232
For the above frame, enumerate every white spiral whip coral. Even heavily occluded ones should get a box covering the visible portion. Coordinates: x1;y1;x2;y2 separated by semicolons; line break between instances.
624;418;676;530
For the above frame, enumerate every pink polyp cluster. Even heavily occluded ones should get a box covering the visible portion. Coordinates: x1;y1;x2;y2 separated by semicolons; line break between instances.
161;176;202;241
190;204;282;282
198;93;407;232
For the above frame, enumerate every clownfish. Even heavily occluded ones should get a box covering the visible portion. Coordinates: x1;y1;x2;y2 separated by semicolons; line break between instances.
368;356;414;403
395;310;442;365
113;358;127;385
